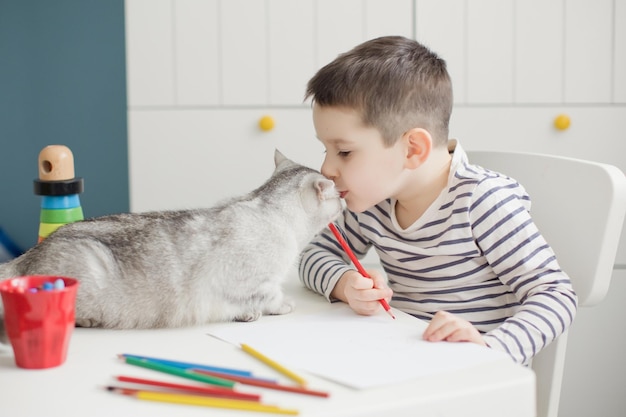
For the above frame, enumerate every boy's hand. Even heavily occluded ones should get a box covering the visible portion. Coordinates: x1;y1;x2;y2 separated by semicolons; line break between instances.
422;311;486;346
331;269;393;316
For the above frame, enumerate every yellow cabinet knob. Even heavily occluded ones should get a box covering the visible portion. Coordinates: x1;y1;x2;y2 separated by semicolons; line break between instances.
258;115;275;132
554;114;571;131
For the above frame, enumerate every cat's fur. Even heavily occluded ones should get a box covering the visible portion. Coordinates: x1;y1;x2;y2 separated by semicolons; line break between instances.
0;150;341;337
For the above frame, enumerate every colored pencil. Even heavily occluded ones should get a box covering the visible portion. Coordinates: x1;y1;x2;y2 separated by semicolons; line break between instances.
240;344;307;387
193;369;330;398
120;355;235;388
107;386;299;415
120;353;253;376
115;375;261;401
328;223;396;319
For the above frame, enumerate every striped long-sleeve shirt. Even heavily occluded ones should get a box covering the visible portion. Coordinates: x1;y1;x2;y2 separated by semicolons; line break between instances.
298;140;578;365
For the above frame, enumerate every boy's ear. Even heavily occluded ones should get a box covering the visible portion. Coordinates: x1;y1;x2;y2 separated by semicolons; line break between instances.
403;128;432;169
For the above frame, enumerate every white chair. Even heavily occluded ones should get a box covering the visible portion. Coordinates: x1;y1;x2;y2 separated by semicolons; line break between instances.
466;150;626;417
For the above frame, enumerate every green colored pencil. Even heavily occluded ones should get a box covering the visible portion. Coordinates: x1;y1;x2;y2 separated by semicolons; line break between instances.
121;356;236;388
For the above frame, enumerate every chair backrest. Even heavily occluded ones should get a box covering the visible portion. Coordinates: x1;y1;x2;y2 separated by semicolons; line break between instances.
466;150;626;417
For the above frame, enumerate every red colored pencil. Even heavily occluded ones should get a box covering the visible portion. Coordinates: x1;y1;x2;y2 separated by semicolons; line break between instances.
114;375;261;401
328;223;396;319
192;369;330;398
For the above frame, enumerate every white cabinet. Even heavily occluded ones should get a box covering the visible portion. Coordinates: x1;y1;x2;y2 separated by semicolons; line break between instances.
125;0;626;260
128;108;322;212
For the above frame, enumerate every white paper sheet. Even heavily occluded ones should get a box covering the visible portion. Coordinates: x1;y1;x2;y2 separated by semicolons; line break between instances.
206;306;510;389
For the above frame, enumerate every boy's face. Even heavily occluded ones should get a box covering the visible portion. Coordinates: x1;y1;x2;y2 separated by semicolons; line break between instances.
313;104;408;213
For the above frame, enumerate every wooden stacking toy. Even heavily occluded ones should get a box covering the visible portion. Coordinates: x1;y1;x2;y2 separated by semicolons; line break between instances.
33;145;84;242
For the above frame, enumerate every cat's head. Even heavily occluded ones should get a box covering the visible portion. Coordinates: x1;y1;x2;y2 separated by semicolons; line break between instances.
272;149;343;231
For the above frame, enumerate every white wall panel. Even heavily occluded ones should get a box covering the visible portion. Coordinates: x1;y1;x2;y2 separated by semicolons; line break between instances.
221;0;267;105
564;0;613;103
365;0;413;40
416;0;467;104
316;0;364;69
614;0;626;103
268;0;315;105
466;0;514;104
514;0;564;104
125;0;175;106
175;0;220;106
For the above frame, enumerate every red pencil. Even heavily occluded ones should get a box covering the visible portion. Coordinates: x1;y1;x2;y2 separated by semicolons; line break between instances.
114;375;261;401
192;369;330;398
328;223;396;319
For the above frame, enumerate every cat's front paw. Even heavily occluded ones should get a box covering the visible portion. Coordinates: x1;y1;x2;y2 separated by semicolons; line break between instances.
235;311;262;322
267;298;295;316
76;317;101;328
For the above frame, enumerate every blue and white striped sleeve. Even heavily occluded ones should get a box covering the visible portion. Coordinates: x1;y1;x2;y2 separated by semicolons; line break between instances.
298;211;372;300
469;177;578;364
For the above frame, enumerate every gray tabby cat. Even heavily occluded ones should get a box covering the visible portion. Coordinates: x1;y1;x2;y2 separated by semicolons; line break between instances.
0;150;341;335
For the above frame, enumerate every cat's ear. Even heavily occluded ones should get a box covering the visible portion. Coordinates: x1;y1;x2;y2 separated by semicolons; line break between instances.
274;149;294;170
315;178;338;201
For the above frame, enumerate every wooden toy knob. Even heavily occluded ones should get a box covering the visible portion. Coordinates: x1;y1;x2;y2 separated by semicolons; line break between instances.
258;115;275;132
38;145;75;181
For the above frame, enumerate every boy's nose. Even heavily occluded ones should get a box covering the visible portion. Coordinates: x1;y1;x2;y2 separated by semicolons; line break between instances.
320;157;336;180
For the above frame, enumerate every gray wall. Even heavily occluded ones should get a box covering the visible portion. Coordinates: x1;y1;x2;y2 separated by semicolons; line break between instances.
0;0;129;252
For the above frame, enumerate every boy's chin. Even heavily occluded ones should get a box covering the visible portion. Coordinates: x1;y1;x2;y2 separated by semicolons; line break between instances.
344;199;377;213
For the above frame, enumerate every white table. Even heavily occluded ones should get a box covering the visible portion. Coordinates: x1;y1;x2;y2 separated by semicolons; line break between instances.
0;279;535;417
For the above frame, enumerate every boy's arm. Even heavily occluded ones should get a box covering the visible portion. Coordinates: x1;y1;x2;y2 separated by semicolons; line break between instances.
299;212;383;306
470;182;578;364
298;220;358;300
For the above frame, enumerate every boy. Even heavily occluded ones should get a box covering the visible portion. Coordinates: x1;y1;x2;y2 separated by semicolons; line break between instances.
298;36;577;365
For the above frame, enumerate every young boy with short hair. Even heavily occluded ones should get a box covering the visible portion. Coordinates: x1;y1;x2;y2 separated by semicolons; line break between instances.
298;36;577;365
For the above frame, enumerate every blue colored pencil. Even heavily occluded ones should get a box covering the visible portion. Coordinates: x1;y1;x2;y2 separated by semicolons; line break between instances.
120;354;252;377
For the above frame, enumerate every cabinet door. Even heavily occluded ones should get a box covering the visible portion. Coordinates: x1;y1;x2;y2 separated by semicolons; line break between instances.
416;0;467;104
175;0;220;106
221;0;267;105
466;0;514;104
515;0;563;104
316;0;364;68
125;0;175;106
564;0;613;103
365;0;413;40
128;109;323;212
268;0;315;105
614;0;626;103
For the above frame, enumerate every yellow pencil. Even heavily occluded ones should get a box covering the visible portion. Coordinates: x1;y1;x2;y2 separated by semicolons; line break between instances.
241;343;308;387
133;390;299;415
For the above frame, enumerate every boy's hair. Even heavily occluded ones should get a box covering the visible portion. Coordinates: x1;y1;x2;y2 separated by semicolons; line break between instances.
305;36;452;147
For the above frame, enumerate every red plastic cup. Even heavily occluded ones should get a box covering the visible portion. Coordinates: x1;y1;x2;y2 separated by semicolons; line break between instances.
0;275;79;369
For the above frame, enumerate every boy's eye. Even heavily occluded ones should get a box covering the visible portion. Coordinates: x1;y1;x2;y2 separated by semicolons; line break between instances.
338;151;351;158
